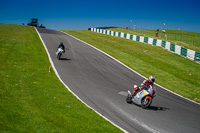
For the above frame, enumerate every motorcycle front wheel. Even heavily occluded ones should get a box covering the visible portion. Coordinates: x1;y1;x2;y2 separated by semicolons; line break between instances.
141;97;152;109
57;53;62;60
126;94;132;104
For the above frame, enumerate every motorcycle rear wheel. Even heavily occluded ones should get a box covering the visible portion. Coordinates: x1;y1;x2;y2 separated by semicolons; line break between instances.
141;97;152;109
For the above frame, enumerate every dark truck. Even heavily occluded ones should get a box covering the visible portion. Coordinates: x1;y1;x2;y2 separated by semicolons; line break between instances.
27;18;45;28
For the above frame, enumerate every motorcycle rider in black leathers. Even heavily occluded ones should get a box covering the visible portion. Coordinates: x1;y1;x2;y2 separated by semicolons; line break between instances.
57;42;65;53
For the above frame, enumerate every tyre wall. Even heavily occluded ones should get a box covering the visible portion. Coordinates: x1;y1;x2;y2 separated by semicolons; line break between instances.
91;28;200;62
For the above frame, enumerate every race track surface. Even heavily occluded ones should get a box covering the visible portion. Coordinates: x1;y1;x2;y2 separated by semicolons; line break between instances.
36;28;200;133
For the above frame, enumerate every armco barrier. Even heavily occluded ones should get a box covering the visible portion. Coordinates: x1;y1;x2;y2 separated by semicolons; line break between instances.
90;28;200;62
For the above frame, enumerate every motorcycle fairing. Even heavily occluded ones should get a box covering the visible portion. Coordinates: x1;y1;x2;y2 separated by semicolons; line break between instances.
133;90;150;105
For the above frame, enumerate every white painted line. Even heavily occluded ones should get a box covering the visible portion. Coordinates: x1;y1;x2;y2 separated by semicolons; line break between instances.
35;28;129;133
109;102;160;133
59;30;200;106
118;91;128;96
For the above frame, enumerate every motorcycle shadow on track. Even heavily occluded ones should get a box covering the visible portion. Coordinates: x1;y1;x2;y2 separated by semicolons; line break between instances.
59;58;71;61
130;102;169;111
146;106;170;111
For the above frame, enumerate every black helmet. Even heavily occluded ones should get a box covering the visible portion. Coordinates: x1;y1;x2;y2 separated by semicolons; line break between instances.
60;42;63;45
149;76;155;83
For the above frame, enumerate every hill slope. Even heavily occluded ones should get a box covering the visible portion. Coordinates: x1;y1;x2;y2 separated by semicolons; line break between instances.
0;23;122;133
108;28;200;52
63;30;200;103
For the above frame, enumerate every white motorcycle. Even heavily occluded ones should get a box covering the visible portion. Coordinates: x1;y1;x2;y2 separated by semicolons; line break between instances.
56;48;64;60
126;85;156;109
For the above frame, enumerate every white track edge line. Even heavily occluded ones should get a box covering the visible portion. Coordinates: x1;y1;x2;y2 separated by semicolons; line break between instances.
59;30;200;106
34;27;129;133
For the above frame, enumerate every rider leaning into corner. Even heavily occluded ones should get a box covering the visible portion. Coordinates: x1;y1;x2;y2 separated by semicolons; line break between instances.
57;42;65;53
132;76;156;96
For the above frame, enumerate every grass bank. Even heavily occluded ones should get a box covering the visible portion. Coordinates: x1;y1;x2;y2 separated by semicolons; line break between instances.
0;23;122;133
108;28;200;52
63;30;200;103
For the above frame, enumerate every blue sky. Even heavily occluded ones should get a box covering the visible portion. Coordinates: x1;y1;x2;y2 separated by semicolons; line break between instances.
1;0;200;32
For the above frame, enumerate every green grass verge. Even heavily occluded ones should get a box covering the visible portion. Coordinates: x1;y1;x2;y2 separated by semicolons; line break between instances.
0;23;122;133
63;30;200;103
108;28;200;52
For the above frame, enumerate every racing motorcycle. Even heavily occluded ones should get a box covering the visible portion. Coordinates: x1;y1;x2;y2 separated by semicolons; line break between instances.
126;84;156;109
56;48;64;60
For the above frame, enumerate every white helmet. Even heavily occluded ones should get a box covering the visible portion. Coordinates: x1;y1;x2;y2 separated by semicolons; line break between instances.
149;76;155;83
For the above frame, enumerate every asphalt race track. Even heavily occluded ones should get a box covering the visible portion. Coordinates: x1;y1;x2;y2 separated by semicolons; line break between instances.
36;28;200;133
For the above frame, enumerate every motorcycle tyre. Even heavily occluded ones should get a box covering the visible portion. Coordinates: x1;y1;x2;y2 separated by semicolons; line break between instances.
57;53;62;60
141;97;152;109
126;95;132;104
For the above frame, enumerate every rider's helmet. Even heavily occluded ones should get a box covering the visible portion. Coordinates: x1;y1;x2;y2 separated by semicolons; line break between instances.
149;76;155;83
60;42;63;45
